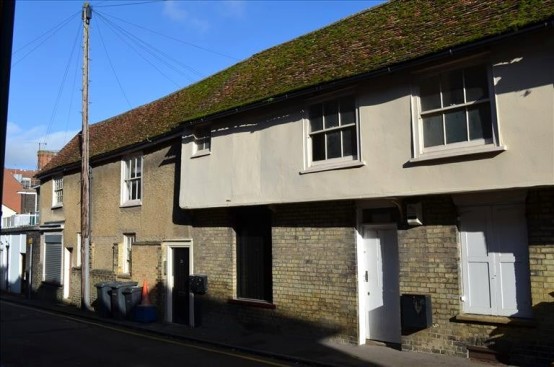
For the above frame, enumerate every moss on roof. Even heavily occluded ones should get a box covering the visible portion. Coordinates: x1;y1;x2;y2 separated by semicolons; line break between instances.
39;0;554;176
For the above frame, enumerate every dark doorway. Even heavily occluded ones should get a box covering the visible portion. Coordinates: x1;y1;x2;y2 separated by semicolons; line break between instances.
172;247;190;325
235;206;272;303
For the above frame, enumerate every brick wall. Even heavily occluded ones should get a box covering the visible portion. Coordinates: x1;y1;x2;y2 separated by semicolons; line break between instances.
398;196;470;356
272;201;358;341
398;190;554;366
190;201;358;341
129;242;163;309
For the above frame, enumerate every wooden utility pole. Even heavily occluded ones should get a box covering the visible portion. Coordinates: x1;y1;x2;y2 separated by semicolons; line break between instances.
81;2;92;311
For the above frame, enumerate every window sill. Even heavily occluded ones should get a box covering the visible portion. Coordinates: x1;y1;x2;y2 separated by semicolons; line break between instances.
300;160;365;175
120;201;142;208
51;204;63;209
453;313;536;327
410;145;506;163
191;151;211;159
228;298;276;309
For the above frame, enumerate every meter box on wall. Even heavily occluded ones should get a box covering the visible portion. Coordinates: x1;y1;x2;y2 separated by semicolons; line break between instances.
401;294;432;330
189;274;208;295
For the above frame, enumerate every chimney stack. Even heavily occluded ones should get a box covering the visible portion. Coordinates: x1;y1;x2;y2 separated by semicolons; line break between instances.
37;150;56;170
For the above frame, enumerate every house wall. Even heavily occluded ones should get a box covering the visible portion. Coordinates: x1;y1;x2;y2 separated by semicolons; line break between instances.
190;201;359;341
398;189;554;366
36;140;188;307
180;30;553;209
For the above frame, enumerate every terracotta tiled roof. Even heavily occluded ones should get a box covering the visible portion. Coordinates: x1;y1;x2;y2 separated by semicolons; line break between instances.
2;169;38;213
38;0;554;176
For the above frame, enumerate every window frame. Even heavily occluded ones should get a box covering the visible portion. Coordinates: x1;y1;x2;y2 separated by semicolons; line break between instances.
192;127;211;157
304;94;362;172
52;176;63;208
458;204;532;318
120;154;143;207
411;61;504;162
121;233;135;275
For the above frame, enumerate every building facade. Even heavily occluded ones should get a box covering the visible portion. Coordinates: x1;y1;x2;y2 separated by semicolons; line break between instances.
34;1;554;365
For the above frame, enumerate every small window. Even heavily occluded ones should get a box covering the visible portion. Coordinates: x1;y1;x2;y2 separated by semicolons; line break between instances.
52;177;63;207
308;96;358;165
121;234;135;275
413;64;499;159
121;154;142;206
193;127;211;156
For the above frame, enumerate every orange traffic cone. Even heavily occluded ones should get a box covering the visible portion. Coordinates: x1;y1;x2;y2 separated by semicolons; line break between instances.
141;280;151;306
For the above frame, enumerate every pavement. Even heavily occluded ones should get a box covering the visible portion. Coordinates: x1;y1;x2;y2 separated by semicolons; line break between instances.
0;293;493;367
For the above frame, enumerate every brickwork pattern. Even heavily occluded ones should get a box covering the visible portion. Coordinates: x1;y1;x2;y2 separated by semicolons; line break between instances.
398;196;469;356
189;202;358;341
129;243;163;308
398;191;554;366
272;201;358;341
191;208;235;300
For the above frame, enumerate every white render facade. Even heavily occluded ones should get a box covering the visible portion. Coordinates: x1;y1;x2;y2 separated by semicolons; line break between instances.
180;31;553;209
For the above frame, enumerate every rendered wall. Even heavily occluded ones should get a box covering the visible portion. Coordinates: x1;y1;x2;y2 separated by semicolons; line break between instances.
180;30;553;209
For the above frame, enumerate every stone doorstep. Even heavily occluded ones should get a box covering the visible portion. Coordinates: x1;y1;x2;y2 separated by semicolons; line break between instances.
466;345;508;365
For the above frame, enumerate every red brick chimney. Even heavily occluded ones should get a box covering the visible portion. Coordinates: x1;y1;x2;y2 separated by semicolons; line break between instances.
37;150;56;170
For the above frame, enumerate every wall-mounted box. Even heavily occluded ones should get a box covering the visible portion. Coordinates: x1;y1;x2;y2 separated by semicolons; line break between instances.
401;294;432;330
189;274;208;295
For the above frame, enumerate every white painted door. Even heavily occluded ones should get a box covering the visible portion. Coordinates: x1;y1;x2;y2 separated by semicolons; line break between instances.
362;226;401;343
63;248;71;299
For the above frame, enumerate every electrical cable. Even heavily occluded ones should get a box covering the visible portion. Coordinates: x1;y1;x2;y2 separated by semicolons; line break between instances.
94;1;162;8
95;10;203;80
40;20;82;149
97;11;238;61
12;11;80;67
94;21;133;109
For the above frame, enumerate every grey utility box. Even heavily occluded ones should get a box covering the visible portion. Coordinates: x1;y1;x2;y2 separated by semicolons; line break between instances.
401;294;432;331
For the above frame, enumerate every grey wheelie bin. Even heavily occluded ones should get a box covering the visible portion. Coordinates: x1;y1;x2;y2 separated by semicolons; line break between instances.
110;281;138;319
95;281;117;317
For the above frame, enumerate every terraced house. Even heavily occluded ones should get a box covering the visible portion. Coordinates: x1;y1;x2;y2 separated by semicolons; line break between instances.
34;1;554;365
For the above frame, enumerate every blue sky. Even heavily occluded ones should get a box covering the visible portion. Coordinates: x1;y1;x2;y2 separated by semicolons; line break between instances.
6;0;382;170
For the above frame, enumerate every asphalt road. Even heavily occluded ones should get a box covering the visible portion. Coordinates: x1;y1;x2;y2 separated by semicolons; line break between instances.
0;301;295;367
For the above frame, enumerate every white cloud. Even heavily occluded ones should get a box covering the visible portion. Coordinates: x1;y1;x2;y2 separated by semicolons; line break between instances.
220;1;247;19
4;121;77;170
162;1;210;32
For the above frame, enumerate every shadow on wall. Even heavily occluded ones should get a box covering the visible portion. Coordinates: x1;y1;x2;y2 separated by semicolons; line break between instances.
476;292;554;367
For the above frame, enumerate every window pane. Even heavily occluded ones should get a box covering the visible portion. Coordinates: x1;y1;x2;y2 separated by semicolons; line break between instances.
423;115;444;147
136;158;142;177
465;65;489;102
327;131;341;158
442;70;464;106
445;109;468;144
309;104;323;132
468;104;492;140
324;101;339;128
339;97;355;125
420;75;441;111
342;126;356;157
312;133;325;161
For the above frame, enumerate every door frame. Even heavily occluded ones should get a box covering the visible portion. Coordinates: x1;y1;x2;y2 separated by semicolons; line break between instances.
357;223;399;344
165;240;194;324
63;247;71;299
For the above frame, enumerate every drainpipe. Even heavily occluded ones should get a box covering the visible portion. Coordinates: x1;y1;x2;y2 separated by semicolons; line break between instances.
28;242;32;299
